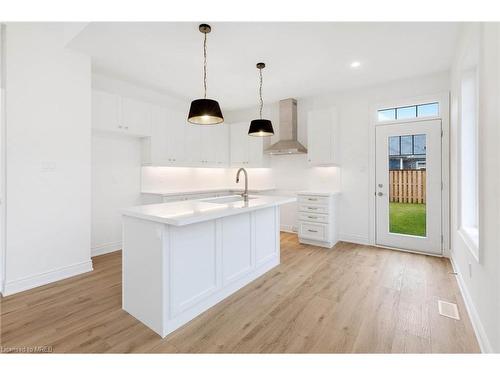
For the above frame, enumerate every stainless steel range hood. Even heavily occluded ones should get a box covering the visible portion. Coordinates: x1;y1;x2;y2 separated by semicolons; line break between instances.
265;98;307;155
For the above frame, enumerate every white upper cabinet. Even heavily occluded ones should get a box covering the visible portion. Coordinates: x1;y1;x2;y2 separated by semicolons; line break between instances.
92;90;121;133
121;97;152;137
230;122;249;165
199;126;217;165
93;90;252;168
307;108;339;166
166;110;186;164
147;105;186;165
92;90;152;137
248;135;264;166
214;124;229;166
145;106;228;167
185;124;202;164
229;122;265;167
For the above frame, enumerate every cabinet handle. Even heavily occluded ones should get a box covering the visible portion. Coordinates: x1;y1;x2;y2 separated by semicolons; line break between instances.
307;229;318;233
118;125;123;129
307;198;318;201
308;216;317;219
308;207;318;210
124;126;129;130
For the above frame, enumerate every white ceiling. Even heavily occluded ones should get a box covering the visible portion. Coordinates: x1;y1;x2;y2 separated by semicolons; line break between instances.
68;22;459;110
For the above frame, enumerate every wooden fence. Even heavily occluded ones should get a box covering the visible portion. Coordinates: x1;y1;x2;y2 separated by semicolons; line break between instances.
389;169;426;204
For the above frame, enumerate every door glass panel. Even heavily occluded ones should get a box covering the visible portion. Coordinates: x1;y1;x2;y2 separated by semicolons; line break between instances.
388;134;426;237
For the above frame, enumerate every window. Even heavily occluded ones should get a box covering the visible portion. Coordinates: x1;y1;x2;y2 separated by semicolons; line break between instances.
377;102;439;122
413;134;426;154
400;135;413;155
459;68;479;254
378;108;396;122
396;106;417;120
389;136;400;155
417;102;439;117
388;134;427;171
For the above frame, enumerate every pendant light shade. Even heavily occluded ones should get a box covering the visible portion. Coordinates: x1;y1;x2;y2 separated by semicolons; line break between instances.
188;24;224;125
248;119;274;136
188;99;224;125
248;62;274;136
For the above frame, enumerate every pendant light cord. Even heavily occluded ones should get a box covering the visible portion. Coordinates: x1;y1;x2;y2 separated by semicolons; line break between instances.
203;32;207;99
259;67;263;119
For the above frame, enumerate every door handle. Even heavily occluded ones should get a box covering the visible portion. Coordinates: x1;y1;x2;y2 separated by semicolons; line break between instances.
377;192;383;196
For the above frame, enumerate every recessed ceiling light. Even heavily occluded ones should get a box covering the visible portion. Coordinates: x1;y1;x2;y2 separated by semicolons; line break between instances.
350;61;361;68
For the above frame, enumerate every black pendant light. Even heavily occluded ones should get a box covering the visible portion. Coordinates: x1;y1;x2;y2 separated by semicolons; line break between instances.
248;62;274;136
188;24;224;125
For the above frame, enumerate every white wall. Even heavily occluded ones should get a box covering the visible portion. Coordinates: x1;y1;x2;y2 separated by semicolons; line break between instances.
91;133;142;256
3;23;92;295
449;23;500;353
226;71;449;240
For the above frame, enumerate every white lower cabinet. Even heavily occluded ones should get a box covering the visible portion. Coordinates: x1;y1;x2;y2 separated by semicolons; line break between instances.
297;192;339;248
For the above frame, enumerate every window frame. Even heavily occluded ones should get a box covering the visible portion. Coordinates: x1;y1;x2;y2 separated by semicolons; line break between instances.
458;67;480;260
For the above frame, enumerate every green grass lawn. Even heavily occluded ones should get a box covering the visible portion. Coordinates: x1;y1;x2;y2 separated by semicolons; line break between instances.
389;203;426;237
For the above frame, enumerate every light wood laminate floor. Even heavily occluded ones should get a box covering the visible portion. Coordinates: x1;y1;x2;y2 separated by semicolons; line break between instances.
0;233;480;353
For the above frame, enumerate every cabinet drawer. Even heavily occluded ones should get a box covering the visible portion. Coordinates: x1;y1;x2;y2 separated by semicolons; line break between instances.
299;222;327;241
298;204;329;214
298;212;329;223
298;195;329;206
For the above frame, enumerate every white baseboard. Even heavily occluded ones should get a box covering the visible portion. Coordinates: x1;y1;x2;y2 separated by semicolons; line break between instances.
91;241;122;257
3;260;93;296
449;256;493;353
339;233;370;245
280;225;297;233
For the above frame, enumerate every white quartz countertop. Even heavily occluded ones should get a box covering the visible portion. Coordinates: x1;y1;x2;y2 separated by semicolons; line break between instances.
296;190;341;196
141;187;276;196
122;195;296;226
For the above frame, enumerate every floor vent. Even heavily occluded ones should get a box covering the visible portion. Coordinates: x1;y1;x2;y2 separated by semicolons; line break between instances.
438;300;460;320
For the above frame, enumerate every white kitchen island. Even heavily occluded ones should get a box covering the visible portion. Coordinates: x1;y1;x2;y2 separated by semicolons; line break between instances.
121;194;295;337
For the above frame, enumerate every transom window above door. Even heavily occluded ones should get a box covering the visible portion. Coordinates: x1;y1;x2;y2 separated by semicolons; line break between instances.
377;102;439;122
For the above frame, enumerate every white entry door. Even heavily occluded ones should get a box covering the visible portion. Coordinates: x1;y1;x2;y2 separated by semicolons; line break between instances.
375;120;442;255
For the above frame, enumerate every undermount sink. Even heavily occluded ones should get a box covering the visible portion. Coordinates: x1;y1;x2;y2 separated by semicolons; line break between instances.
202;195;257;204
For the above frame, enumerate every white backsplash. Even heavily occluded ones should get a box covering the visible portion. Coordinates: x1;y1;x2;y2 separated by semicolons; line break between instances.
141;166;276;193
